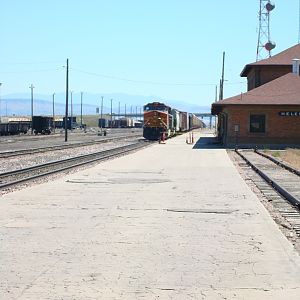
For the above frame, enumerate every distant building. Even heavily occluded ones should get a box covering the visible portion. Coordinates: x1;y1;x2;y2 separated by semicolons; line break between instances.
212;44;300;148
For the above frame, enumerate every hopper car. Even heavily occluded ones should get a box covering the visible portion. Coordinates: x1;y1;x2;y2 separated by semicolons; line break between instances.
0;117;30;135
0;121;30;135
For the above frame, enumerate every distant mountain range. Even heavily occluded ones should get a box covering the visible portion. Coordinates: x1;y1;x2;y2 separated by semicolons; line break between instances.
0;92;211;116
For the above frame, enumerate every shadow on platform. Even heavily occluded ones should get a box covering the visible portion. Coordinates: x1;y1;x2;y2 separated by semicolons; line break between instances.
192;137;224;149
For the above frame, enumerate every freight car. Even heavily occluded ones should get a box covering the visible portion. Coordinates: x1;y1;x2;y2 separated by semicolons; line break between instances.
179;111;189;132
54;118;64;129
0;121;30;135
189;113;204;130
143;102;203;140
98;118;109;128
32;116;53;135
0;117;30;135
63;117;77;130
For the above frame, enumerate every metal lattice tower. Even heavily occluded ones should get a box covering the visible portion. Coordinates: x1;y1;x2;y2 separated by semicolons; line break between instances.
256;0;276;61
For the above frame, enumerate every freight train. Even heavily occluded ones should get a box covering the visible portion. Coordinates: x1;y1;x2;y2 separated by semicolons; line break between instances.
143;102;204;140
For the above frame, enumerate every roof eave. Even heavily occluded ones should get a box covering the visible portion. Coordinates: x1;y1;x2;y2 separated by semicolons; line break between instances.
240;65;251;77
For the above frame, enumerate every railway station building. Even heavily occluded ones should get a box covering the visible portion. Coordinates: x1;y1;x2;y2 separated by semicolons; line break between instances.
212;44;300;148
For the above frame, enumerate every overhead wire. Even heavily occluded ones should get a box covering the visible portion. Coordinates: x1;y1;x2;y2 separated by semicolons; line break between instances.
71;67;245;87
0;60;246;87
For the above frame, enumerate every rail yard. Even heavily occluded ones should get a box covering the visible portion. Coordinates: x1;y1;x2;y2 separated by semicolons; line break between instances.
0;129;300;299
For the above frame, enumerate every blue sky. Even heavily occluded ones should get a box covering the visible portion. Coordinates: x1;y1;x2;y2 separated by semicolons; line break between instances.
0;0;299;108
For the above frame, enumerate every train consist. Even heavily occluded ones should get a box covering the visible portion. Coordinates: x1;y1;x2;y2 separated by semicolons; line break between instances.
143;102;204;140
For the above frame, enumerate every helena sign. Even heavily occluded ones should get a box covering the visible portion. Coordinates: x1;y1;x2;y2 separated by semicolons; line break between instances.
279;111;300;116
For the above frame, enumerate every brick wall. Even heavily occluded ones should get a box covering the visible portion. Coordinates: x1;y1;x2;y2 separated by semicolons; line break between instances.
247;66;292;90
222;105;300;147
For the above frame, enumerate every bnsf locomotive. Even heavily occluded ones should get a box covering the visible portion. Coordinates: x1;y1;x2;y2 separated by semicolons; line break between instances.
143;101;204;140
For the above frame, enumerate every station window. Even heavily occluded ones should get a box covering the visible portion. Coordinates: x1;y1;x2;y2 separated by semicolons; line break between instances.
249;114;266;133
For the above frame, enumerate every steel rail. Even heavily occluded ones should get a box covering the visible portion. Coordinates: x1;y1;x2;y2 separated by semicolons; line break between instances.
0;134;142;158
0;141;151;190
235;149;300;208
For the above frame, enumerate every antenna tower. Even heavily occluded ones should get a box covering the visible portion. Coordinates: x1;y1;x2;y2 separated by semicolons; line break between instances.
256;0;276;61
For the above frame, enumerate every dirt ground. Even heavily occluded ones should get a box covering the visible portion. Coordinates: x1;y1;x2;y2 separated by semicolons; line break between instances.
265;149;300;170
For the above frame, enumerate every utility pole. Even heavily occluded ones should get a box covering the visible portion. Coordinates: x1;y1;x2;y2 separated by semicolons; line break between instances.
125;104;127;118
65;58;69;142
118;101;120;128
0;82;2;119
29;84;34;134
52;92;55;133
110;98;113;128
70;91;73;132
219;51;225;101
80;92;83;127
100;96;103;134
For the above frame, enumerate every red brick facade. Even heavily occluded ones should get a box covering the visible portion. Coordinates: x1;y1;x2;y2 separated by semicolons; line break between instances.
218;105;300;147
246;66;291;90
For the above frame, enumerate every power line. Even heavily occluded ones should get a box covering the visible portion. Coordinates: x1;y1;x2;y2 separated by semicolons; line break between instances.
0;60;62;65
71;67;245;87
0;68;61;74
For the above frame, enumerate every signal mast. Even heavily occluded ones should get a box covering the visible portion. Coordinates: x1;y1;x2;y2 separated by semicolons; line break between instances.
256;0;276;61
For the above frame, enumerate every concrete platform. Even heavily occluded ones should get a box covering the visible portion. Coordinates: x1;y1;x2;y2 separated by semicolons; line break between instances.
1;130;300;299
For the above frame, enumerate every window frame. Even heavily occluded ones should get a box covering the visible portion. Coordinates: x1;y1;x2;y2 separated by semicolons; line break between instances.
249;114;266;133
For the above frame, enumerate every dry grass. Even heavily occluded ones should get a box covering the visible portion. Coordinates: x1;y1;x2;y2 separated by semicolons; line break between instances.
267;149;300;170
77;114;110;127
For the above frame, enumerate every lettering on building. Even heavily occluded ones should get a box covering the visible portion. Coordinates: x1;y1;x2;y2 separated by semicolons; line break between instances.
278;111;300;116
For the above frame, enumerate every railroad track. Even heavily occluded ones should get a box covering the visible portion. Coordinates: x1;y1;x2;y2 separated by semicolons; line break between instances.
0;134;142;158
0;141;151;190
235;149;300;236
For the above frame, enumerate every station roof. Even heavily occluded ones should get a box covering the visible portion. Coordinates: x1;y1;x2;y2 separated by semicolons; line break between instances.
211;73;300;114
240;44;300;77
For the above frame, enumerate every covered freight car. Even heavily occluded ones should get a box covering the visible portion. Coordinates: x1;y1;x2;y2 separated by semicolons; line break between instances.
189;113;203;130
171;109;180;132
179;111;189;132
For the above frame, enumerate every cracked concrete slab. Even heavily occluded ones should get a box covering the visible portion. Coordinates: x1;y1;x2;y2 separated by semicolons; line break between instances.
0;130;300;299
